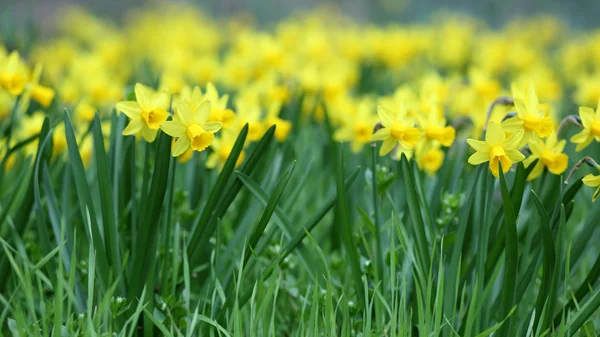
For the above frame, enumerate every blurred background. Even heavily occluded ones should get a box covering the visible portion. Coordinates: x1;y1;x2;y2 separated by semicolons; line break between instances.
2;0;600;28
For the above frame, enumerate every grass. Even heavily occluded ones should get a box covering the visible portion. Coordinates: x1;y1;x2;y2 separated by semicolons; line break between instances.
1;96;600;336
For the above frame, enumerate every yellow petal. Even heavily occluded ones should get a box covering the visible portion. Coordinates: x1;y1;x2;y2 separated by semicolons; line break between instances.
579;107;595;128
594;186;600;202
116;101;142;119
503;129;524;150
505;149;525;163
172;137;191;157
203;121;222;133
122;118;143;135
135;83;155;111
485;122;506;145
141;126;157;142
526;161;545;181
466;139;489;152
160;121;186;137
379;138;396;156
370;128;390;141
582;174;600;187
501;116;524;134
377;106;395;127
154;90;171;110
468;151;489;165
194;100;212;124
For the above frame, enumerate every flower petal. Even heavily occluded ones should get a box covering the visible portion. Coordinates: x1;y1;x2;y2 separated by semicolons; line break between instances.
501;116;523;134
582;174;600;187
468;151;489;165
505;149;525;163
485;122;506;145
203;121;222;133
379;138;396;156
377;106;395;128
116;101;142;119
172;136;191;157
135;83;155;111
195;100;212;124
579;107;595;128
160;121;186;137
503;129;524;150
370;128;390;141
141;126;157;142
466;139;489;152
154;90;171;110
122;118;143;135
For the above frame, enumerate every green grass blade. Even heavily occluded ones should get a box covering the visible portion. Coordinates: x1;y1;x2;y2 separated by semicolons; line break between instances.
63;110;111;289
187;124;248;258
92;113;123;291
335;143;365;307
498;162;519;336
128;130;172;301
531;190;556;332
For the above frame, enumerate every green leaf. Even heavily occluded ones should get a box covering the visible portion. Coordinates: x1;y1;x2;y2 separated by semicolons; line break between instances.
92;113;123;290
335;143;365;307
531;191;556;332
498;162;518;336
187;124;248;259
399;154;430;274
128;130;172;301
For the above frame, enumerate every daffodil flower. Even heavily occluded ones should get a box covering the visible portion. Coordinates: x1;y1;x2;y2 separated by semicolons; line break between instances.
160;100;222;157
467;121;525;177
502;84;553;145
334;99;377;153
417;105;455;148
570;99;600;151
582;174;600;202
0;51;28;96
264;101;292;142
523;133;568;181
370;103;420;156
116;83;170;142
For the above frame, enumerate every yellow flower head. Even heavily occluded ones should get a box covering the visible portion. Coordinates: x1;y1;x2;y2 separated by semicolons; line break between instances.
0;51;29;96
116;83;170;142
417;104;455;148
334;98;377;153
416;144;445;176
370;103;420;157
502;84;553;145
264;101;292;142
582;174;600;202
570;99;600;151
160;100;222;157
523;133;568;181
467;122;525;178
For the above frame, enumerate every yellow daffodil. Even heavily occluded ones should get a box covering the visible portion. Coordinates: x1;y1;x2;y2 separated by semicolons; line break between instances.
264;101;292;142
0;51;29;96
582;174;600;202
116;83;170;142
416;144;444;176
334;99;377;153
571;99;600;151
160;100;222;157
370;103;420;156
523;133;568;180
417;105;456;149
467;121;525;177
502;84;553;145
